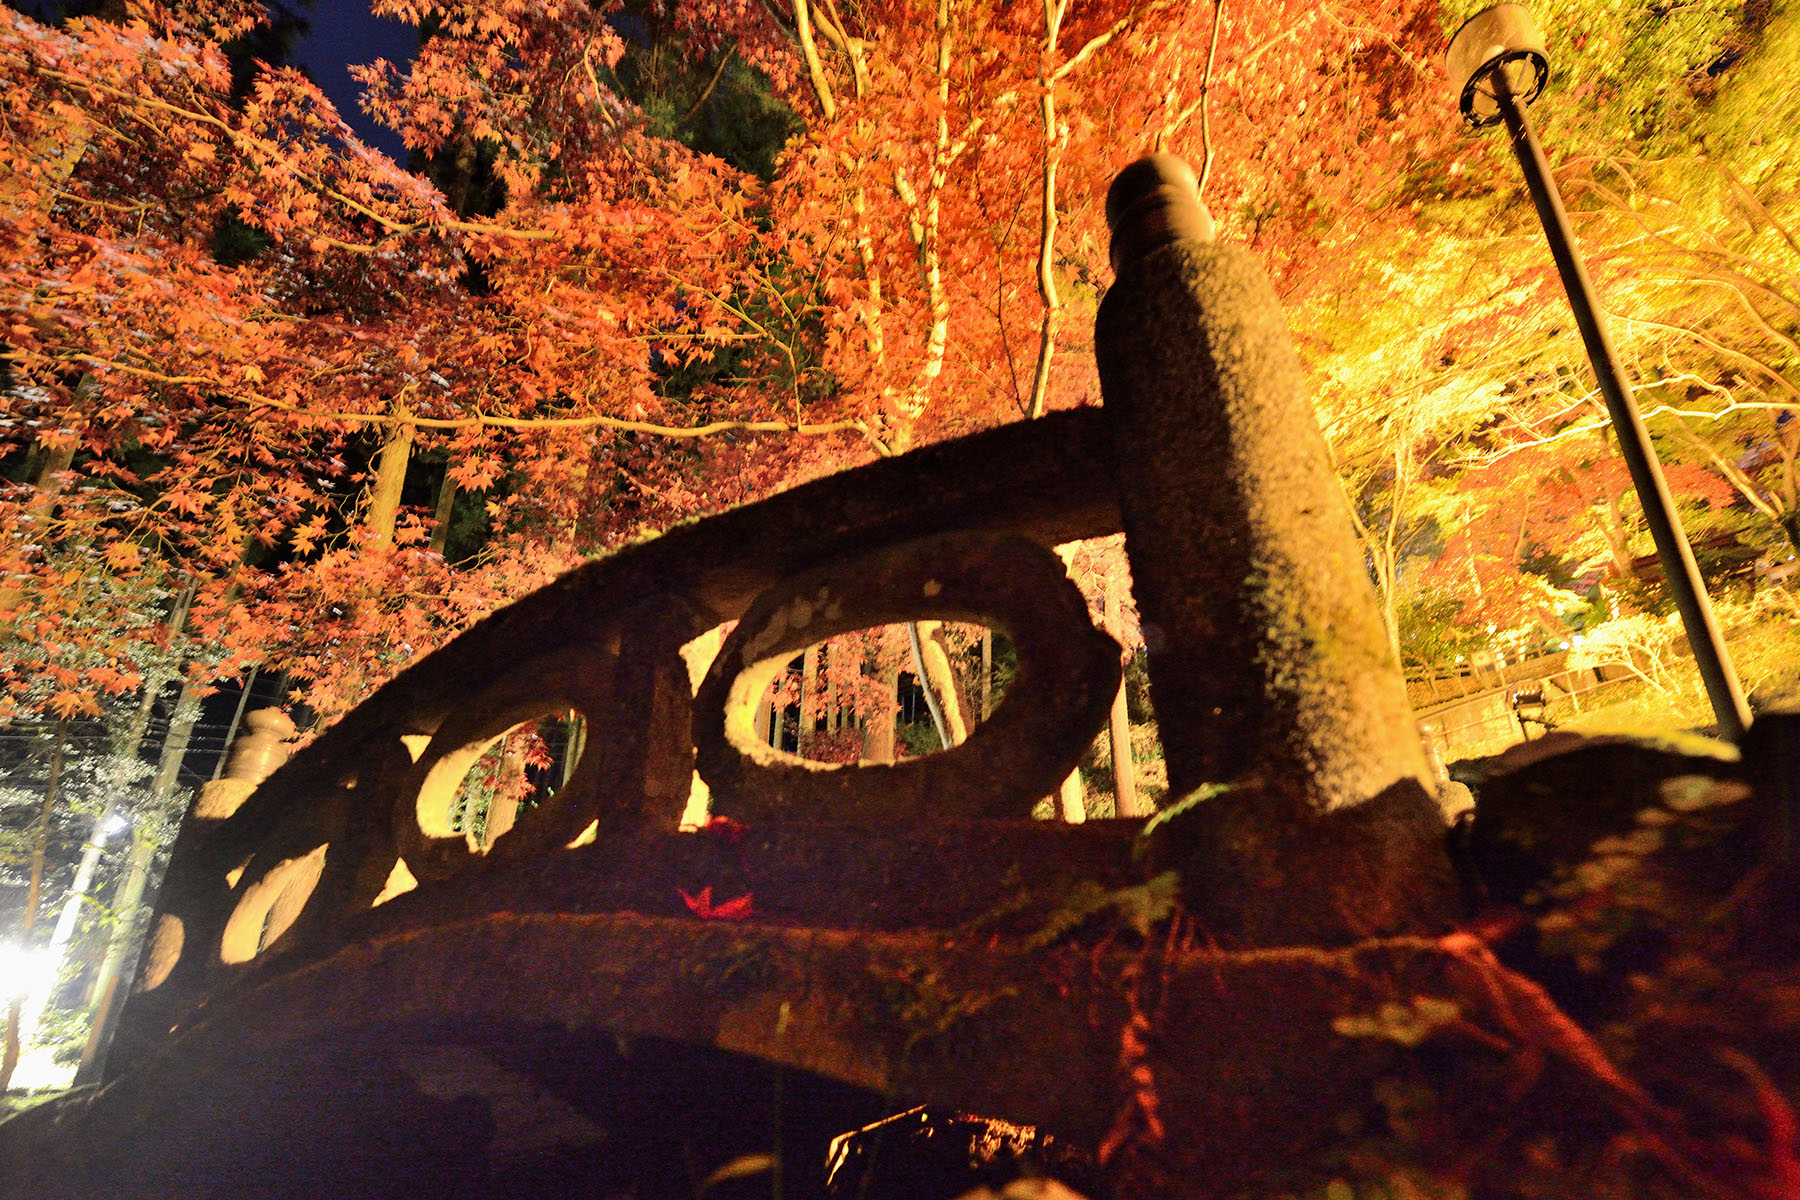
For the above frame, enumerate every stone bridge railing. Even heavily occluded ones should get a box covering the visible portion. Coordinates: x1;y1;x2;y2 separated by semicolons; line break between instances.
106;155;1456;1083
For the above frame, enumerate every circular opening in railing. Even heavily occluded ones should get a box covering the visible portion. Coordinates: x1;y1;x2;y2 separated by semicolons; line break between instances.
219;844;327;965
729;624;1015;765
414;711;588;854
694;533;1122;825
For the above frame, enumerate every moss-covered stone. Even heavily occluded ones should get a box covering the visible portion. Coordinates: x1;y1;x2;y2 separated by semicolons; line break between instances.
1095;158;1431;819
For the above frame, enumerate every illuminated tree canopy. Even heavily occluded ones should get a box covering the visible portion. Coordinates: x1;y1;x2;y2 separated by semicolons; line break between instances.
0;0;1795;716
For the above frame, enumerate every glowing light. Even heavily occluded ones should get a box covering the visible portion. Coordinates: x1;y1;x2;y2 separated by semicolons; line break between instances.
0;943;55;1002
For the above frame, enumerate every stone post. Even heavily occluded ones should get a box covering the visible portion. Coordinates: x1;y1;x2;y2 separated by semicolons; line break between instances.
198;708;298;813
1096;155;1456;943
1094;155;1431;814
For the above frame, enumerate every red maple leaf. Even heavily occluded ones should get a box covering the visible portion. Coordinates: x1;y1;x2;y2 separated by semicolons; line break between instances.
680;886;755;921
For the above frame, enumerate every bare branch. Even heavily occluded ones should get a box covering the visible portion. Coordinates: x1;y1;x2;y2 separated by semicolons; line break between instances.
1028;0;1070;420
1665;410;1784;522
581;37;623;131
1050;11;1132;82
73;357;867;439
1196;0;1225;200
790;0;839;120
679;45;736;128
1613;312;1800;401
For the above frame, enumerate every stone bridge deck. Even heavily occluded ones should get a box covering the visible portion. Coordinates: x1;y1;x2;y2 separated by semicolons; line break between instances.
2;815;1494;1198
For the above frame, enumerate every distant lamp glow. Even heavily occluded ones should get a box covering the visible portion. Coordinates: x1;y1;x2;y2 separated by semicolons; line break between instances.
102;813;130;839
0;943;55;1002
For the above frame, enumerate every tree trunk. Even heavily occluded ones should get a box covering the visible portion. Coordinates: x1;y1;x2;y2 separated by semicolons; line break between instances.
365;422;415;548
863;648;900;764
1106;582;1145;817
480;743;527;848
14;815;110;1057
210;666;260;782
1026;0;1068;419
799;644;820;756
25;441;75;519
72;593;203;1074
560;714;587;789
428;471;458;557
753;687;774;747
1057;768;1087;824
677;627;724;828
85;828;154;1011
908;620;969;747
76;819;154;1089
148;676;207;807
980;629;993;721
1602;487;1638;579
79;674;209;1029
1;722;65;1093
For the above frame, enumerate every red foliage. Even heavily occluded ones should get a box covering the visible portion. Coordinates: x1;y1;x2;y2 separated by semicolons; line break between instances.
679;886;756;921
1;0;1459;718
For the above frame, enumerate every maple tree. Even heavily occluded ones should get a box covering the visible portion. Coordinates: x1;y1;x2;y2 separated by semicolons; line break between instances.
0;0;1485;731
0;0;1794;876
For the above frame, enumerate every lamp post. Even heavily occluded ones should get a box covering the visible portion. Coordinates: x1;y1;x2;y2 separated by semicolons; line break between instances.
1446;4;1752;741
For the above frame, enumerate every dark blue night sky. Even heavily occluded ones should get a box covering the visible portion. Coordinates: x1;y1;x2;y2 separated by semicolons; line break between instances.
11;0;419;160
290;0;417;161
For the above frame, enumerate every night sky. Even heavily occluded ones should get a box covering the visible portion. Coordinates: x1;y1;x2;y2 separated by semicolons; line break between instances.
10;0;418;160
289;0;417;161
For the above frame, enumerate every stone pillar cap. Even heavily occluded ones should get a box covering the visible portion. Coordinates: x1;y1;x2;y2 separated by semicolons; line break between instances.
1105;154;1215;273
243;708;297;738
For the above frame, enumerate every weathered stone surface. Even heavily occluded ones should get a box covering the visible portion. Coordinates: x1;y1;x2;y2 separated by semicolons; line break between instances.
219;707;296;786
1102;153;1215;271
1463;730;1750;908
356;819;1152;936
12;729;1794;1198
1095;157;1430;815
1141;778;1461;945
1741;709;1800;871
0;913;1484;1200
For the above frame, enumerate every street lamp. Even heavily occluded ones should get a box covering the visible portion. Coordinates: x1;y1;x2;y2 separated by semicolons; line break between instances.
1446;4;1752;741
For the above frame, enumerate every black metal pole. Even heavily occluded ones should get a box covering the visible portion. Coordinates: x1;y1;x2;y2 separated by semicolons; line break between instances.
210;663;259;781
1491;71;1751;741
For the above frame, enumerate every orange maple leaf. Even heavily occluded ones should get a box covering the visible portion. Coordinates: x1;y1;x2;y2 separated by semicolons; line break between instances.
47;689;100;719
679;886;755;921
